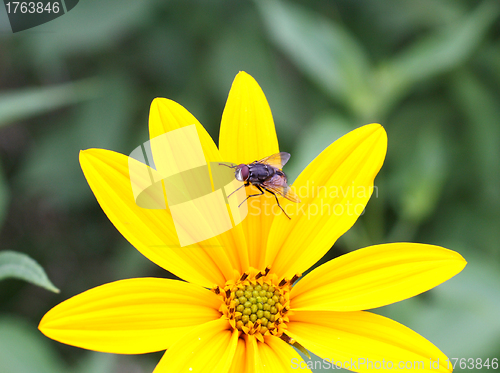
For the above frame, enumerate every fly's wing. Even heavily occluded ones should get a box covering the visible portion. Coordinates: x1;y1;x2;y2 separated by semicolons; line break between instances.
262;174;301;203
256;152;291;170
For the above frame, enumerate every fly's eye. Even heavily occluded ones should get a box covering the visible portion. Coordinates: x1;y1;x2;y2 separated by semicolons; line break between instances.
236;164;249;181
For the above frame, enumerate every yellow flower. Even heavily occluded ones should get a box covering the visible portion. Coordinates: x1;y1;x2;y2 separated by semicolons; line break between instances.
39;72;466;373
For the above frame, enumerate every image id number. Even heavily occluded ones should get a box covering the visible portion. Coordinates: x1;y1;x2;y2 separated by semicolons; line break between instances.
5;2;60;14
446;358;498;370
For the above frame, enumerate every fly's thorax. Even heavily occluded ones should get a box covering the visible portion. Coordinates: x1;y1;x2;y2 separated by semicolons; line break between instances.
212;267;301;343
248;162;274;182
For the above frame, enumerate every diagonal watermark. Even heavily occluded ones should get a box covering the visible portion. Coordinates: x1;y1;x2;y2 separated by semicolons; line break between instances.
128;125;248;247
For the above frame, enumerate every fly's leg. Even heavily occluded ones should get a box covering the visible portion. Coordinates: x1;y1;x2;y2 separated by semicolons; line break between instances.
262;187;291;220
238;184;265;208
227;183;246;199
218;163;236;168
221;162;245;199
235;184;292;219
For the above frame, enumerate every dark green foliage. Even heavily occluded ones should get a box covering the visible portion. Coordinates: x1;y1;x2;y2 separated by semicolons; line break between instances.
0;0;498;371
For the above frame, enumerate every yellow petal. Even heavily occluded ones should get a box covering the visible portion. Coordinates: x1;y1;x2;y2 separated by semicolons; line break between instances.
219;71;280;269
227;335;309;373
39;278;221;354
148;97;249;277
149;97;221;163
288;310;451;373
80;148;233;287
291;243;466;311
267;123;387;279
259;335;311;373
219;72;279;167
228;335;263;373
153;318;238;373
228;338;250;373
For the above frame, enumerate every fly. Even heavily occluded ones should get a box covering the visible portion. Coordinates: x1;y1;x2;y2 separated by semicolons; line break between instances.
220;152;300;219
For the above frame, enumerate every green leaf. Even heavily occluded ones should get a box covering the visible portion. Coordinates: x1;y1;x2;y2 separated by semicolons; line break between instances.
22;0;158;63
398;128;447;223
255;0;372;115
384;99;451;241
377;0;500;113
74;352;116;373
378;254;500;360
0;79;99;129
294;348;350;372
0;162;9;230
0;251;59;293
286;112;352;183
0;316;67;373
16;73;134;209
451;70;500;207
479;44;500;87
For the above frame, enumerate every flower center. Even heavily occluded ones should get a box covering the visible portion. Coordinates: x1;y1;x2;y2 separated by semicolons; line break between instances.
212;267;300;343
233;282;283;334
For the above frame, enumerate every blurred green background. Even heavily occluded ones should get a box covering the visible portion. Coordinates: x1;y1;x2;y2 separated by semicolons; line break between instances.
1;0;499;372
